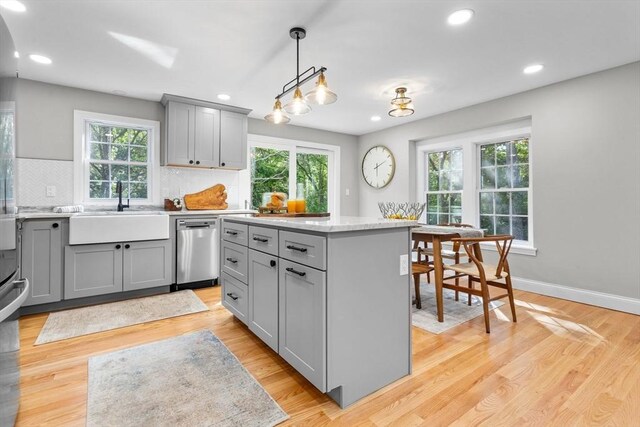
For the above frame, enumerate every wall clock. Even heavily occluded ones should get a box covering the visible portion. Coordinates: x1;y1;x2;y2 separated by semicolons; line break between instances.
362;145;395;188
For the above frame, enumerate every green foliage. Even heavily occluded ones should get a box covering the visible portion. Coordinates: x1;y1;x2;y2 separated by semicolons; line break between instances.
250;147;329;213
250;147;289;209
296;153;328;213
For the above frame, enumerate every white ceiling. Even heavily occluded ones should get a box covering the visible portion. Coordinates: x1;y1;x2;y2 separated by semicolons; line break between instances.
3;0;639;135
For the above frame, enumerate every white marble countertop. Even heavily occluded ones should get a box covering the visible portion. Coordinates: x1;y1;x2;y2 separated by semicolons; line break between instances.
16;208;255;220
223;215;417;233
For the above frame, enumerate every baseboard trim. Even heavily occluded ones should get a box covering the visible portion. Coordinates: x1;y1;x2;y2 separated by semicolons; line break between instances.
511;277;640;315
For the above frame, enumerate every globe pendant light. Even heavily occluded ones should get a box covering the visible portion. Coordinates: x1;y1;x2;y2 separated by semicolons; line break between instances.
264;98;291;124
284;87;311;115
388;87;415;117
305;71;337;105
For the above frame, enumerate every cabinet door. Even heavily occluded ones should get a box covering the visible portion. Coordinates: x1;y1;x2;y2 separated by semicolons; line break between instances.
20;220;64;306
64;243;123;299
194;106;220;168
219;110;247;170
123;240;171;291
248;249;279;352
279;259;326;392
166;101;195;166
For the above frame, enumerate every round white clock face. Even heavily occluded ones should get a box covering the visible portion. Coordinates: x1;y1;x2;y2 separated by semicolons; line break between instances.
362;145;395;188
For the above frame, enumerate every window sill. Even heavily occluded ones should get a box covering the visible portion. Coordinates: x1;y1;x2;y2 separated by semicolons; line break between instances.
480;242;537;256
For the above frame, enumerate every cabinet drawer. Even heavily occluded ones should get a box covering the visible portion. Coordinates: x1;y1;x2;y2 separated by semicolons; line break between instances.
222;221;248;246
248;225;278;256
279;230;326;270
221;240;248;283
221;272;248;324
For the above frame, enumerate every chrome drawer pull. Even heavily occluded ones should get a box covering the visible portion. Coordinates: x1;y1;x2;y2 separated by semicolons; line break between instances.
253;237;269;243
286;267;306;277
226;292;239;301
225;230;238;236
226;257;238;264
286;245;307;253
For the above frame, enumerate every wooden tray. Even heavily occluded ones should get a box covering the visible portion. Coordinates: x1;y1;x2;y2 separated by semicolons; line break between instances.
255;212;331;218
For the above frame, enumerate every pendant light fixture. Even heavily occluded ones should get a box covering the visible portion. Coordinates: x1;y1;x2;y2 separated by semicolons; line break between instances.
388;87;415;117
264;27;337;124
264;99;290;124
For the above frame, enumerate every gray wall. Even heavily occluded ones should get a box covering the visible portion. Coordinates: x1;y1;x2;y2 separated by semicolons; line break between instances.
359;61;640;299
15;79;165;161
14;79;359;215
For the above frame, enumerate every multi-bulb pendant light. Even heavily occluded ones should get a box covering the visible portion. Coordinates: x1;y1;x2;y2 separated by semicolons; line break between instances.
388;87;415;117
265;27;337;124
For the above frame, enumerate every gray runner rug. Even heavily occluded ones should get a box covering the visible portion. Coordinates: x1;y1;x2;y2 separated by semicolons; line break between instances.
412;282;504;334
35;290;208;345
87;330;288;427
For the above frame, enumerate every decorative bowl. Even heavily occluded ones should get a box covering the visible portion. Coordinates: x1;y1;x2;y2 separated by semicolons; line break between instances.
378;202;425;220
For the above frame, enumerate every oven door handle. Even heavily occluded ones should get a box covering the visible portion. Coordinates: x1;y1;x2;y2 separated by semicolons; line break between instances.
0;278;30;323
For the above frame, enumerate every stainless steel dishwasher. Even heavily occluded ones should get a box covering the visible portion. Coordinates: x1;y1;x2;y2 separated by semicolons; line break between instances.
176;218;219;286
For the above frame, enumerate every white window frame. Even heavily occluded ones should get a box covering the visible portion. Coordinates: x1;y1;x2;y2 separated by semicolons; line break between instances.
73;110;161;206
416;119;536;256
238;134;340;216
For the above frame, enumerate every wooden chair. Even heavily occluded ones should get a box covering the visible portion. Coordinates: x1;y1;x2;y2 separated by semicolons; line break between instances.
419;223;474;300
442;235;517;333
411;239;434;310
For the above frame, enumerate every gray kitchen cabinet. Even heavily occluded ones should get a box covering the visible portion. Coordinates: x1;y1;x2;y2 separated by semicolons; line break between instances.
248;249;279;352
123;240;171;291
166;101;195;166
278;258;327;392
221;272;248;325
194;106;220;168
20;220;65;306
219;110;247;170
64;243;123;299
161;94;251;169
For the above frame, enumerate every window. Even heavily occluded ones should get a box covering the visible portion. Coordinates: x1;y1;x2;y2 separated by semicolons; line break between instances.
74;111;160;205
478;139;530;241
425;149;463;225
416;120;535;254
241;135;339;215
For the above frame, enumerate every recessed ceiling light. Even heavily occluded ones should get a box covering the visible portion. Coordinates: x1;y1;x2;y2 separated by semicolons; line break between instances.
370;115;381;122
14;51;19;58
29;54;52;64
448;9;474;26
217;94;231;101
0;1;26;12
523;64;544;74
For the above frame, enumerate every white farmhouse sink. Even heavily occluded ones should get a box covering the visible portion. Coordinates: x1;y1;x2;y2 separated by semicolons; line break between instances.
69;212;170;245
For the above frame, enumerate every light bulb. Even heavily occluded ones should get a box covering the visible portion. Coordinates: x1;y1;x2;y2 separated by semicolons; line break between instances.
305;72;337;105
284;87;311;115
264;99;291;124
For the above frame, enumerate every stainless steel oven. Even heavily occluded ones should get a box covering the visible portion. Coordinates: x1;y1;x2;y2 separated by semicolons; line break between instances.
1;13;23;426
0;277;29;426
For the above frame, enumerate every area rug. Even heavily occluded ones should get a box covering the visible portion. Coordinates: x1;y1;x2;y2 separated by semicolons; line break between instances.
35;290;208;345
87;330;289;427
412;282;504;334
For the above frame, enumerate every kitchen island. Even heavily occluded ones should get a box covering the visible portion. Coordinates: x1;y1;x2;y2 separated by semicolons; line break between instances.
220;215;416;408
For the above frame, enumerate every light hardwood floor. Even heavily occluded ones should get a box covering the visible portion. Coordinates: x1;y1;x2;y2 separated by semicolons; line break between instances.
16;286;640;426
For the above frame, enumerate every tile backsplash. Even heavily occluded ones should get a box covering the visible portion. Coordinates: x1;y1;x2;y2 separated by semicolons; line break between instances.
15;158;241;208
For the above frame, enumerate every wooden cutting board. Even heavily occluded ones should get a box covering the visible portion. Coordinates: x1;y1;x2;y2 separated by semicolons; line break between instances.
184;184;228;210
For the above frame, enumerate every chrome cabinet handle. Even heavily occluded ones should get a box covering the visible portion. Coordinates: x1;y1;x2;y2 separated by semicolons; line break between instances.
226;257;238;264
253;237;268;243
286;267;306;277
286;245;307;253
225;230;238;236
226;292;238;301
